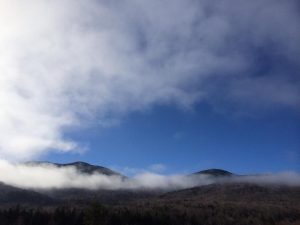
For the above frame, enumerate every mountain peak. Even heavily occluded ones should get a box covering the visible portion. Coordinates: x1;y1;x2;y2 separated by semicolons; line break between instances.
67;161;90;166
24;161;124;177
58;161;121;176
194;169;233;177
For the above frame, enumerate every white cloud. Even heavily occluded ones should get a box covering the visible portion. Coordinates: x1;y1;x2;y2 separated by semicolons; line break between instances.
0;160;210;190
0;160;124;190
115;164;167;176
0;0;299;160
0;160;299;191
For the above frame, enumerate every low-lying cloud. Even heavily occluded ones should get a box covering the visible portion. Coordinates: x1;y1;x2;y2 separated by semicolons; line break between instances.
230;172;300;187
0;160;211;190
0;0;299;160
0;160;299;191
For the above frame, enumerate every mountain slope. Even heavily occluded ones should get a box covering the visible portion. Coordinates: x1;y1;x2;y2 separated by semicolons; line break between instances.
0;182;56;206
25;161;124;177
160;182;300;206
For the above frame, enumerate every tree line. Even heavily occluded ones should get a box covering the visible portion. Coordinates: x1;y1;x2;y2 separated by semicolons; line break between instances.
0;202;299;225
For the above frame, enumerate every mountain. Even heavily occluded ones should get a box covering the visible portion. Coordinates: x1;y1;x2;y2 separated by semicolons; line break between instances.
0;162;299;225
193;168;233;177
0;162;297;206
145;183;300;225
0;182;57;206
20;161;153;204
25;161;124;177
160;182;300;206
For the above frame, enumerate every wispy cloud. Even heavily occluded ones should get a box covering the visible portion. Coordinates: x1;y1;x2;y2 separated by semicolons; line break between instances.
0;0;299;160
148;164;167;173
114;163;167;176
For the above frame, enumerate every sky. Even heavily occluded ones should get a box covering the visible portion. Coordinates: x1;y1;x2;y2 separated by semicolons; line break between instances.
0;0;299;175
47;103;300;175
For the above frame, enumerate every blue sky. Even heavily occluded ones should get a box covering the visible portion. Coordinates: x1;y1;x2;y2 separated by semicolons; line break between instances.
1;0;299;175
46;102;300;175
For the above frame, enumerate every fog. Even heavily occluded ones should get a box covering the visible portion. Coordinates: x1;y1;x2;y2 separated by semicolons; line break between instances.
0;160;212;190
0;160;299;191
230;172;300;186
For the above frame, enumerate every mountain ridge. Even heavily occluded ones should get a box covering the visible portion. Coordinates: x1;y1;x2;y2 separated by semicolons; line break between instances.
0;161;299;208
24;161;124;177
193;168;234;177
25;161;234;178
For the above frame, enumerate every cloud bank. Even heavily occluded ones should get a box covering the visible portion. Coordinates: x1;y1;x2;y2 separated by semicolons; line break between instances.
0;160;211;190
0;0;299;159
0;160;299;191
